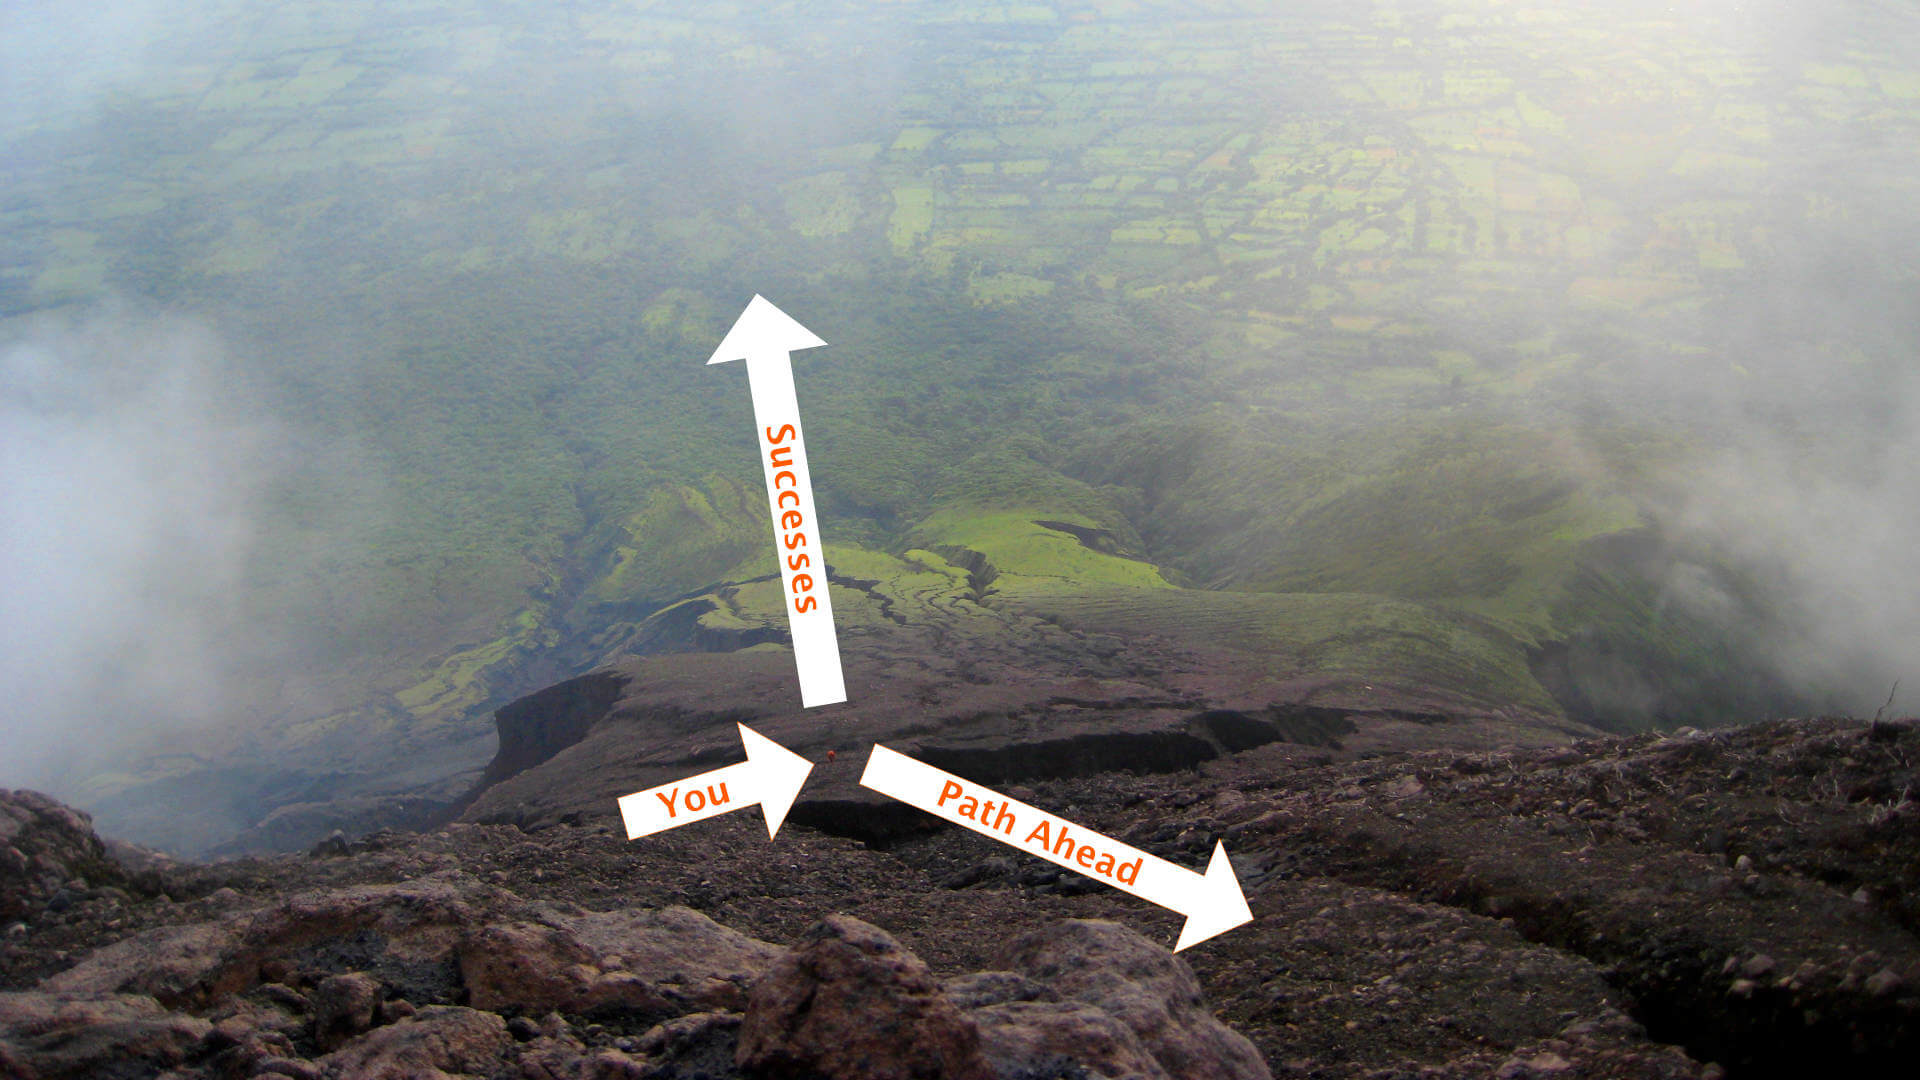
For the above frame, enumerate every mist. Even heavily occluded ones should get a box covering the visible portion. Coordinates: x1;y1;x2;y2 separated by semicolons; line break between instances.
1;0;1918;849
0;310;280;790
1643;356;1920;717
1563;143;1920;718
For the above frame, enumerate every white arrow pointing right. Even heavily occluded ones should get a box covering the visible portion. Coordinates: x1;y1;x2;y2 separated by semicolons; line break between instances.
859;744;1253;950
617;723;814;841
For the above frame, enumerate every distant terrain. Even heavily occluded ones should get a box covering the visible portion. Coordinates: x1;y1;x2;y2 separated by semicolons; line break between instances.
6;7;1918;1077
3;0;1917;852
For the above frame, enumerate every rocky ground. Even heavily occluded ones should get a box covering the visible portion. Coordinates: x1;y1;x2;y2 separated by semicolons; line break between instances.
5;712;1917;1078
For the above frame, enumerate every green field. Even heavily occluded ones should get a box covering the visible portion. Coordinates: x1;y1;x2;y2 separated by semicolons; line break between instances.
5;0;1916;836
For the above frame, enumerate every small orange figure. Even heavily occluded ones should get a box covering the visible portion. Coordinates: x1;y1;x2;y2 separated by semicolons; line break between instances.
825;749;837;766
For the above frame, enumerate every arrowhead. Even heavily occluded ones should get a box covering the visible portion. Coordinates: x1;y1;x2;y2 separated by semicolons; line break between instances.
1173;842;1254;952
707;295;827;365
738;723;814;839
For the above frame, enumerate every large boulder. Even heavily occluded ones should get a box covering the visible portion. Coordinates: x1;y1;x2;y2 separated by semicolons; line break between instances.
994;920;1271;1080
0;990;212;1080
310;971;385;1051
314;1005;511;1078
44;871;507;1009
1;790;125;922
950;969;1170;1079
736;914;993;1080
43;869;791;1031
970;999;1171;1080
733;916;1270;1080
459;904;783;1019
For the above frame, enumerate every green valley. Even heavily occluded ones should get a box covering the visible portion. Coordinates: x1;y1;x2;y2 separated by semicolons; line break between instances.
4;0;1916;850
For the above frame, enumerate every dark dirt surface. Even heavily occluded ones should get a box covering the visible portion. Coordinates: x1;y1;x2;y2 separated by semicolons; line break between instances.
5;716;1916;1077
454;581;1594;841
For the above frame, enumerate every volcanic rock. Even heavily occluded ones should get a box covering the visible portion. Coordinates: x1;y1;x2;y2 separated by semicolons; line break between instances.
313;1004;511;1077
0;990;211;1079
452;590;1587;840
4;718;1918;1078
735;913;993;1080
994;919;1270;1080
45;871;507;1009
309;970;383;1050
1;790;125;923
459;903;782;1019
969;999;1168;1079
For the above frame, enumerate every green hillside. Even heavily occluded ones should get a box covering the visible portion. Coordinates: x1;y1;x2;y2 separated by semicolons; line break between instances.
5;0;1915;841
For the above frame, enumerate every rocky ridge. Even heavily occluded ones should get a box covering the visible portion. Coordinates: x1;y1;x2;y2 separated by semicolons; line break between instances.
1;818;1263;1080
5;714;1917;1077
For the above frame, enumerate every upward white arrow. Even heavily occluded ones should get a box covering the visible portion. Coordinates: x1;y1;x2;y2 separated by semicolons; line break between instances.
708;295;846;709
